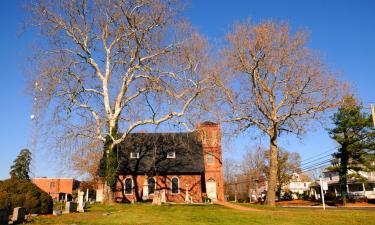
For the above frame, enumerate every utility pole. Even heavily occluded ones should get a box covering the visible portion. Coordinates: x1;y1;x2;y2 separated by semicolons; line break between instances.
371;103;375;128
319;177;326;211
234;176;238;202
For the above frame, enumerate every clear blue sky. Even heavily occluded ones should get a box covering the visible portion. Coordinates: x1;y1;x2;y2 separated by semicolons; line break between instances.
0;0;374;179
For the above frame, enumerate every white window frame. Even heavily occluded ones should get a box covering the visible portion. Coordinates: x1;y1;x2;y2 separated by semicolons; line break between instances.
130;152;139;159
167;151;176;159
207;152;214;164
124;177;133;195
171;177;180;194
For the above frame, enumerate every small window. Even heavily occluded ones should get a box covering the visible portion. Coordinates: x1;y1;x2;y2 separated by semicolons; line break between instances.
167;151;176;158
130;152;139;159
171;177;179;194
304;183;306;187
207;152;214;164
329;174;332;181
124;178;133;194
50;182;55;190
212;130;217;145
201;130;207;144
148;177;156;194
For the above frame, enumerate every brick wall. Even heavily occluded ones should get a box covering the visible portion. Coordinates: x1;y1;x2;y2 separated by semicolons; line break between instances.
114;174;203;203
197;122;225;201
32;178;74;200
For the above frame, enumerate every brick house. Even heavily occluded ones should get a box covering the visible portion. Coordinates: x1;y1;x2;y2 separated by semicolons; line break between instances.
97;122;224;203
32;178;79;201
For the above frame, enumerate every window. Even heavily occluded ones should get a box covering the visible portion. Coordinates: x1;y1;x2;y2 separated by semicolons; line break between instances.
171;177;179;194
212;130;217;145
201;130;207;144
329;174;332;181
167;151;176;158
50;182;55;190
207;152;214;164
130;152;139;159
124;178;133;194
148;177;156;194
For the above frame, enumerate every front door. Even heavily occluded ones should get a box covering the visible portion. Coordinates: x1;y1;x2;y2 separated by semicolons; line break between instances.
206;179;217;201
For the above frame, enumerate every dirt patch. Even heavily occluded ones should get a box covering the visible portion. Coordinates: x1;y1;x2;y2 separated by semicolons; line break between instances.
276;200;320;206
216;201;261;211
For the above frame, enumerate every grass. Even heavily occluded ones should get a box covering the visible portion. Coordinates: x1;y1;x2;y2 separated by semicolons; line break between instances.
31;203;375;225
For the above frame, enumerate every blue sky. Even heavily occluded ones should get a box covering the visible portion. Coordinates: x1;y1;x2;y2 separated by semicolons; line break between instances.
0;0;374;179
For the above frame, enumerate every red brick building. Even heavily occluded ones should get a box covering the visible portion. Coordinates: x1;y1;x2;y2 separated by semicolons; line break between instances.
32;178;79;201
97;122;224;203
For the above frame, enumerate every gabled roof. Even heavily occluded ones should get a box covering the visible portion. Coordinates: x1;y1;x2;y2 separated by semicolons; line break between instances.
103;132;204;175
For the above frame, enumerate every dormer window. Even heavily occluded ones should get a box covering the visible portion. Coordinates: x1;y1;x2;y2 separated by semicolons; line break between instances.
130;152;139;159
167;151;176;159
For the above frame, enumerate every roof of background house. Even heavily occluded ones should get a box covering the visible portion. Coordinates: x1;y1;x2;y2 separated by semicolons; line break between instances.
99;132;204;175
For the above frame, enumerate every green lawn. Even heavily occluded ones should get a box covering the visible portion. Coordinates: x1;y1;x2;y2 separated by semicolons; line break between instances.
31;203;375;225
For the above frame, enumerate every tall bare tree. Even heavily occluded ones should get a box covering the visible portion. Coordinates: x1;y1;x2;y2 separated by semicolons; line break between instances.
219;21;343;206
27;0;211;201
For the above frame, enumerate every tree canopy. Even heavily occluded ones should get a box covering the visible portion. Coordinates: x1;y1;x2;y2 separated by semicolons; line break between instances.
328;96;375;204
10;149;32;180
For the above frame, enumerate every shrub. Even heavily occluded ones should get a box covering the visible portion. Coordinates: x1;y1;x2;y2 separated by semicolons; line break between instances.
281;191;293;201
0;178;53;214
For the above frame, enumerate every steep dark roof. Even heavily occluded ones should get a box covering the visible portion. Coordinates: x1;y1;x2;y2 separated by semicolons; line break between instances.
115;132;204;175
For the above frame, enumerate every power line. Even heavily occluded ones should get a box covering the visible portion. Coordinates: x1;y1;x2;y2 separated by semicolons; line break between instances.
301;159;333;171
301;152;335;166
300;148;336;163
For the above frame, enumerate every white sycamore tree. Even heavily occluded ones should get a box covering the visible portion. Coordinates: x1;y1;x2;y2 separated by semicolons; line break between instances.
28;0;212;201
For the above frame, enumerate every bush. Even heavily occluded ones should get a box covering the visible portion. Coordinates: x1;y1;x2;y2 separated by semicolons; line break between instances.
281;191;293;201
0;178;53;214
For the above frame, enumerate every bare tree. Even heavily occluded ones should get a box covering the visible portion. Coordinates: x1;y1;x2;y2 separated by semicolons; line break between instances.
27;0;211;201
264;148;301;199
241;146;267;184
218;21;343;206
223;157;238;183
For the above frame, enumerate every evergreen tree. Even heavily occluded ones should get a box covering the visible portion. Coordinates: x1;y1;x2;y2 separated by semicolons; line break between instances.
10;149;32;180
328;96;375;205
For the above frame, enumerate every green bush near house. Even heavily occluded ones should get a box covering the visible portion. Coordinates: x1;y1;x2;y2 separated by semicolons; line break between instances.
0;178;53;214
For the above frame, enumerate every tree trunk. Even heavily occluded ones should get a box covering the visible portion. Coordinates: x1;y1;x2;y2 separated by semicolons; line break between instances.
339;144;349;206
102;181;115;204
266;133;278;206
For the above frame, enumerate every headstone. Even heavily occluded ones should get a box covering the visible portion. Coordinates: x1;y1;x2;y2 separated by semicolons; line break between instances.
185;184;190;203
11;207;26;224
64;201;77;214
53;210;62;216
160;190;166;204
142;178;149;200
85;189;89;202
77;191;85;212
151;191;161;206
0;209;8;225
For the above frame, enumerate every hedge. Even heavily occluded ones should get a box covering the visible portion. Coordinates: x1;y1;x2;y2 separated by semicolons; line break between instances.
0;178;53;214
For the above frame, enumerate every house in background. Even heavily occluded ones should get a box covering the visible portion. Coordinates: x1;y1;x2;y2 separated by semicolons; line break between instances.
310;159;375;200
284;173;311;194
97;122;224;203
32;178;80;201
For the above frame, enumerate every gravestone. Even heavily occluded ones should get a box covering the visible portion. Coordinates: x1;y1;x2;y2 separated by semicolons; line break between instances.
77;191;85;212
11;207;26;224
160;190;166;204
64;202;77;214
151;191;161;206
0;209;8;225
53;210;62;216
